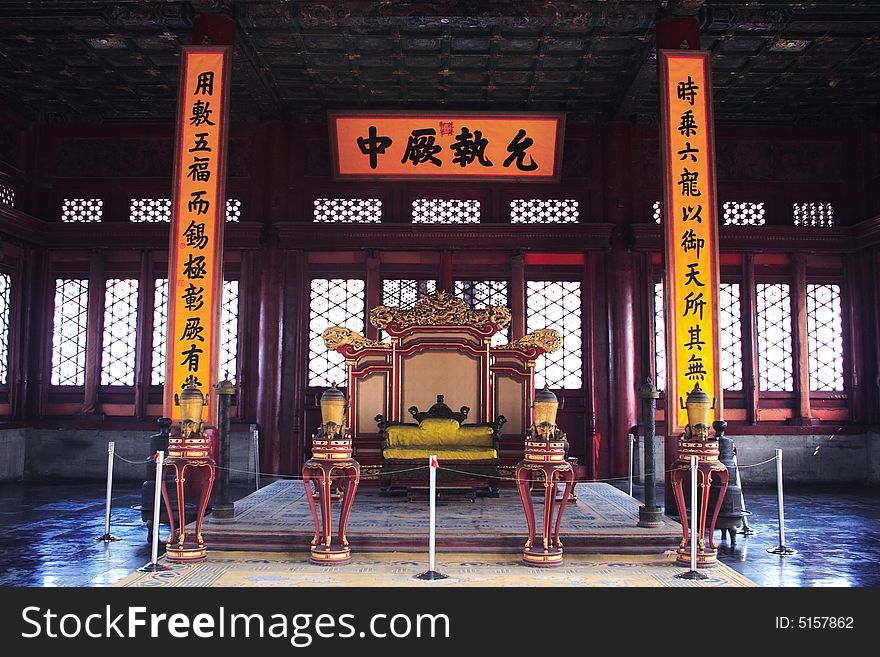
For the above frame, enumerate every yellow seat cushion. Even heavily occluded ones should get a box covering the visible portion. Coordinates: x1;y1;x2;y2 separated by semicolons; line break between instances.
385;418;494;448
383;446;498;461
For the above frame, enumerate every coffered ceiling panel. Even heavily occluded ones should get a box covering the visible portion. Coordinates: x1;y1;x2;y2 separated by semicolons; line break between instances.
0;1;876;126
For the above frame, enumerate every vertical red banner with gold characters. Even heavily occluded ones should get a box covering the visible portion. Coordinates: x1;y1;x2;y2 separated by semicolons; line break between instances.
659;50;722;432
164;46;231;422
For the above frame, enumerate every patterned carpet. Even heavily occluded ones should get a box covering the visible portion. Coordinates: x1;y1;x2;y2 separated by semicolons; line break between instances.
115;551;757;587
201;481;682;552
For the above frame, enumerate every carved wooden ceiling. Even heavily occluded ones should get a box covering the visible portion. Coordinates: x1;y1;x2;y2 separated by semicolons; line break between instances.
0;1;878;126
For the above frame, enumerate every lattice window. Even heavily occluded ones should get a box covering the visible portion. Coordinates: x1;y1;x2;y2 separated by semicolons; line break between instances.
226;198;242;222
510;199;579;223
50;279;89;385
756;283;793;391
151;279;168;385
100;279;139;386
807;284;844;392
719;283;743;391
793;202;834;227
723;202;765;226
0;273;10;385
382;279;436;311
314;198;382;223
130;198;171;222
309;279;365;387
61;198;103;222
412;199;480;224
654;282;666;391
653;200;662;224
219;280;240;383
0;183;14;207
455;280;510;346
526;281;581;389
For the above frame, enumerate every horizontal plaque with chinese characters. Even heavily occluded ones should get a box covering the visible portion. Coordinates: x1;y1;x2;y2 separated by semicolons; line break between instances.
165;46;231;421
329;111;564;181
659;50;721;432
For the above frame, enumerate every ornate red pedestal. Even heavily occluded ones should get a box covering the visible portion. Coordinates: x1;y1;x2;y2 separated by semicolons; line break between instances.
670;429;729;567
302;426;360;565
161;427;216;562
515;435;575;567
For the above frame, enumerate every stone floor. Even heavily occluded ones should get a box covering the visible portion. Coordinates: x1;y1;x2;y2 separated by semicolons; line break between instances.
0;479;877;587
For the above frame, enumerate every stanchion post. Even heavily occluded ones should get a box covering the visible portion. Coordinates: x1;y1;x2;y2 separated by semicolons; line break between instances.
690;455;698;570
415;455;448;580
768;448;797;555
139;451;172;572
96;441;121;542
627;432;634;497
250;423;260;491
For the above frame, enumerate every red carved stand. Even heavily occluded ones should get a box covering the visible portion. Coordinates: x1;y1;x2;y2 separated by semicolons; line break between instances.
515;437;575;567
670;434;729;567
161;428;216;562
302;430;360;565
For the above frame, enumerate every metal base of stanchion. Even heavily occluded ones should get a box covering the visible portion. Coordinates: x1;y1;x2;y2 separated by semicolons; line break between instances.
637;505;665;528
737;526;758;536
414;570;449;580
95;533;122;542
137;562;173;573
675;569;710;580
211;502;235;519
768;545;798;555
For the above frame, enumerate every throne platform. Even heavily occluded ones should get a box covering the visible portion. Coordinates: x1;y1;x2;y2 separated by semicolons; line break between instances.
201;480;680;554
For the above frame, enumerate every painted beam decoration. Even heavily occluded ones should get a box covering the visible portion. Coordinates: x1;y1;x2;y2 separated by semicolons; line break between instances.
329;111;564;181
659;50;721;432
165;46;231;421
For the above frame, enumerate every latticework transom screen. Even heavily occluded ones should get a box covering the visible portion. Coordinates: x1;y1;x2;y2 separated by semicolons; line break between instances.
0;183;14;207
382;279;436;310
412;199;480;224
151;279;168;385
719;283;743;391
219;280;240;383
226;198;242;222
0;273;11;385
793;202;834;227
309;278;365;387
100;279;139;386
51;278;89;385
62;199;103;222
510;199;578;223
756;283;793;391
455;279;509;346
130;198;171;222
654;281;666;391
314;198;382;223
723;202;765;226
806;283;844;392
526;281;582;389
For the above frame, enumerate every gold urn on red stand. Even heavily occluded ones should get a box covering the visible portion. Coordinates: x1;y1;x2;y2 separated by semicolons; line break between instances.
515;385;576;567
162;382;216;562
302;383;361;565
670;383;729;567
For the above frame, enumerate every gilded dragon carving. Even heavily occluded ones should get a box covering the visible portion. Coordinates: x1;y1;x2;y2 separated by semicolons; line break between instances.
368;291;511;331
322;326;391;351
496;328;563;353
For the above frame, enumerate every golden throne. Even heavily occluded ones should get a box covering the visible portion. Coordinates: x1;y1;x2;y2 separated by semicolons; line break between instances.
322;291;561;496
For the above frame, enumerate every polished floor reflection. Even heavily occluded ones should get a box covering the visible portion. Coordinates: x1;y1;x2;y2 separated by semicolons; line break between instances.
0;480;876;587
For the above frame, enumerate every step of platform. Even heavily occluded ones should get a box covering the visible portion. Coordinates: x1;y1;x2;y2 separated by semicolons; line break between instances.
201;481;682;554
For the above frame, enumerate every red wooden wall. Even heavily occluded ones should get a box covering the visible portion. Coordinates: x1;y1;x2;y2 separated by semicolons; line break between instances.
1;114;879;479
